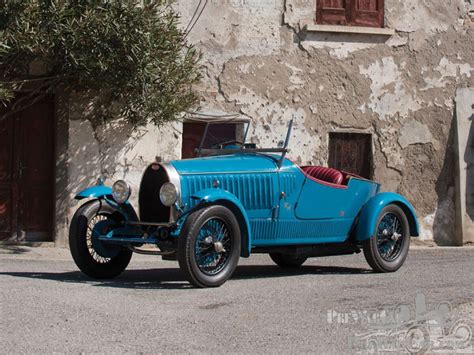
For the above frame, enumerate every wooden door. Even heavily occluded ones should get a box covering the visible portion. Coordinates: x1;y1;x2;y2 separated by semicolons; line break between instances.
328;132;372;179
0;112;16;240
0;98;55;241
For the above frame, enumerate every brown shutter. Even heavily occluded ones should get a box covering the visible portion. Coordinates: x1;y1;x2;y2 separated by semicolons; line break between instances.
181;123;236;159
350;0;384;28
316;0;349;26
328;132;373;179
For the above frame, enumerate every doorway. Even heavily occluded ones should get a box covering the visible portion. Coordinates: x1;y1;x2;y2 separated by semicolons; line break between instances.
0;98;55;241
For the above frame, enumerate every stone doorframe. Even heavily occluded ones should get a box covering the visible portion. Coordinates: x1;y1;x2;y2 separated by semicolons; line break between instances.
53;89;70;247
455;87;474;245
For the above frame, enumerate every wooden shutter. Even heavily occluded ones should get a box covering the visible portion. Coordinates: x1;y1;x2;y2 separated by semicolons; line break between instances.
316;0;384;28
316;0;349;26
181;123;236;159
328;133;372;179
350;0;384;27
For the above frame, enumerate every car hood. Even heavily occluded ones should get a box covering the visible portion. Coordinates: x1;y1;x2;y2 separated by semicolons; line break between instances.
170;153;279;175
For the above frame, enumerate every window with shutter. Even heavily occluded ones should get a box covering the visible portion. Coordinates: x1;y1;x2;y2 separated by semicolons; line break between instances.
316;0;349;26
316;0;384;28
328;132;373;179
181;122;236;159
351;0;384;28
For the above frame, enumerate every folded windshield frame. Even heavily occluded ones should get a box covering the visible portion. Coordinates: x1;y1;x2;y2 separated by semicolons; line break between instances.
194;118;293;167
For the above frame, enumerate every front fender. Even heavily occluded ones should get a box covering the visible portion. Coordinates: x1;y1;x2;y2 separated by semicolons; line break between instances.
75;185;138;222
75;185;113;200
191;188;252;257
355;192;419;241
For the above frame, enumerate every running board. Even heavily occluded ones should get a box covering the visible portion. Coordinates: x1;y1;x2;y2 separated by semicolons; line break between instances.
128;246;176;256
252;243;361;257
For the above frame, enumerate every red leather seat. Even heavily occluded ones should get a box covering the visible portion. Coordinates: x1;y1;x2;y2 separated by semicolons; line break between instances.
302;166;344;185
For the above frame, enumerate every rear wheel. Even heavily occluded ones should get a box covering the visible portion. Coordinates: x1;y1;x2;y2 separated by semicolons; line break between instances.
270;253;307;268
69;200;132;279
178;205;241;288
363;204;410;273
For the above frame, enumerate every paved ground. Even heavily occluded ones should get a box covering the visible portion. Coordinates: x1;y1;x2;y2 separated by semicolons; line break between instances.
0;246;473;354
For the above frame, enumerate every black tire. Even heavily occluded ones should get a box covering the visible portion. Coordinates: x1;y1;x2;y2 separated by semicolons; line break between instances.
178;205;241;288
363;204;410;273
69;200;132;279
269;253;307;268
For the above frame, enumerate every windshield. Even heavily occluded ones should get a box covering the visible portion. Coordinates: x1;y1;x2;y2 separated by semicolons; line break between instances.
192;119;251;156
200;122;248;150
195;119;293;167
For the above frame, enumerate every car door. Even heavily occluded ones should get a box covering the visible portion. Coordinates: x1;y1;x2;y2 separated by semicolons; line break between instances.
295;178;350;220
291;177;354;243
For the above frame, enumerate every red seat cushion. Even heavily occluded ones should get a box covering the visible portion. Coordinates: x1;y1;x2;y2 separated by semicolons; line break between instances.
302;166;344;185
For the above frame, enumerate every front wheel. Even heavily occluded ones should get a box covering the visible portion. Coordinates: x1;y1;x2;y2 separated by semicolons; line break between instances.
178;205;241;288
69;200;132;279
363;204;410;273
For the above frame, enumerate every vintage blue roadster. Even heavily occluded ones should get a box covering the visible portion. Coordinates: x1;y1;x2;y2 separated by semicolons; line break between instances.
69;119;419;287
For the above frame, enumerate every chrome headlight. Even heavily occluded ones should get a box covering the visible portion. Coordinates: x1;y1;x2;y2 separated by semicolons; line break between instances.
160;182;177;207
112;180;131;204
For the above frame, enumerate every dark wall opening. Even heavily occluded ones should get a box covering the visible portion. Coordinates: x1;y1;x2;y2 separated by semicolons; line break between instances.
328;132;373;179
181;122;237;159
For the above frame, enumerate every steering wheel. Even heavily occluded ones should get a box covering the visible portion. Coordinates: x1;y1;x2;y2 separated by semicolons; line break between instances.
213;140;244;149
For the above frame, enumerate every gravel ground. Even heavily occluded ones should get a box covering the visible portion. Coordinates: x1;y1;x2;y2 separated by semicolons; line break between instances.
0;246;473;354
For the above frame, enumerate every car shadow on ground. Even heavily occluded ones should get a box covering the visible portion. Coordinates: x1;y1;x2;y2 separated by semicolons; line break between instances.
0;246;35;254
0;264;371;290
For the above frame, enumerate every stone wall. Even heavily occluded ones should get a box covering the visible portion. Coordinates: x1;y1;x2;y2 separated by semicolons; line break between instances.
59;0;474;246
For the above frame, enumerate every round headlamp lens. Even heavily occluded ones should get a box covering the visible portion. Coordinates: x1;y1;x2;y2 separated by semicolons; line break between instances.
112;180;131;204
160;182;177;206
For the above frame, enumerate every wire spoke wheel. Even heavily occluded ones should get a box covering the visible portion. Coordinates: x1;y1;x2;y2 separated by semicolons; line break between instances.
195;217;232;276
86;215;110;264
69;200;132;279
362;204;410;273
178;204;241;288
376;212;404;262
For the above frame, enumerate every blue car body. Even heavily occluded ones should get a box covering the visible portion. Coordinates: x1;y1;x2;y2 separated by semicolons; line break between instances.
69;118;422;287
76;152;419;257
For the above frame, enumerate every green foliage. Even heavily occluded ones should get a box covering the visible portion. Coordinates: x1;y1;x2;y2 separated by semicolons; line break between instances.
0;0;201;126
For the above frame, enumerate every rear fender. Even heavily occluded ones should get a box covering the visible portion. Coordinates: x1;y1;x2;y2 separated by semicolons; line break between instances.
355;192;419;241
75;186;138;222
191;188;252;257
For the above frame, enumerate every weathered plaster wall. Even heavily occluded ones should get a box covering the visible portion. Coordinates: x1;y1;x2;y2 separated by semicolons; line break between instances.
62;0;474;245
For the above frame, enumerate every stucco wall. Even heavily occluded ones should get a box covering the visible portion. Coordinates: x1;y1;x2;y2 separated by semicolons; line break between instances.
60;0;474;246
